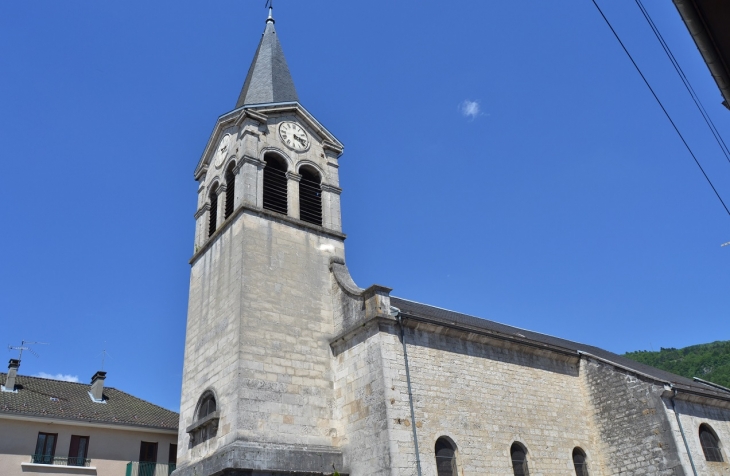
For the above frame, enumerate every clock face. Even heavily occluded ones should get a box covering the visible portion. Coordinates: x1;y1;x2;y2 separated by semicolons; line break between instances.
214;135;231;168
279;122;309;151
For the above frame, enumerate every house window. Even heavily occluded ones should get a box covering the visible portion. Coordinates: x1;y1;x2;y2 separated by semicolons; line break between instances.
700;424;723;462
139;441;158;476
262;153;288;215
434;437;457;476
225;163;236;219
298;165;322;226
168;444;177;475
511;442;530;476
573;447;589;476
68;436;89;467
33;432;57;464
208;184;218;237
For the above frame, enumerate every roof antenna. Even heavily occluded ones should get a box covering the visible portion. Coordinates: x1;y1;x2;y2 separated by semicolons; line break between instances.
8;340;47;360
98;344;113;371
265;0;274;23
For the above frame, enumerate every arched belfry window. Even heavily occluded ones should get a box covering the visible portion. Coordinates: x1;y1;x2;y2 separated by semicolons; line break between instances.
263;153;288;215
187;391;219;446
510;443;529;476
434;437;457;476
573;448;589;476
208;184;219;238
224;163;236;219
700;424;723;462
298;165;322;226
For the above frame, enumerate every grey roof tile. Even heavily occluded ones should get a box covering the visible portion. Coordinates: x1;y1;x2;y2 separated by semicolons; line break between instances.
236;20;298;108
0;373;178;431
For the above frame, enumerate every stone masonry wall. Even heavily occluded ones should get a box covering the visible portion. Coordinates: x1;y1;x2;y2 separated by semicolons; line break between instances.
669;397;730;476
582;358;685;475
178;210;346;473
382;322;604;476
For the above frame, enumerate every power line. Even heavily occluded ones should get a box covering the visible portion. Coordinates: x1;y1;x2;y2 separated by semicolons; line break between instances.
590;0;730;218
634;0;730;165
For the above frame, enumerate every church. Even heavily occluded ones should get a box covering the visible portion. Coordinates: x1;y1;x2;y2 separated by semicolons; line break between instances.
173;8;730;476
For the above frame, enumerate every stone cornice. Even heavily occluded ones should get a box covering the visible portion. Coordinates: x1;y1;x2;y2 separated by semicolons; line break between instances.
286;172;302;182
194;203;210;219
241;155;266;167
190;204;346;265
321;183;342;195
215;184;227;195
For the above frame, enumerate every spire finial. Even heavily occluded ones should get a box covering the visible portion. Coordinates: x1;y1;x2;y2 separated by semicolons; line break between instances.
265;0;274;23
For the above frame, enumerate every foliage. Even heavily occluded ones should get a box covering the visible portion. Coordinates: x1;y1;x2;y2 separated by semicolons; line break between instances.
624;340;730;389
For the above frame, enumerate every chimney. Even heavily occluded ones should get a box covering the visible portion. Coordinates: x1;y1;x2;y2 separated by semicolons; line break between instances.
89;371;106;402
4;359;20;391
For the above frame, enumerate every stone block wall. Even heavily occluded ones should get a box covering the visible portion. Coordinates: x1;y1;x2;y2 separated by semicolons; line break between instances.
669;397;730;476
582;357;685;475
386;323;603;476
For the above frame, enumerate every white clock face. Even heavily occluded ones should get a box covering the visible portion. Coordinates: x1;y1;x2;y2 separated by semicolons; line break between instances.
214;135;231;168
279;122;309;151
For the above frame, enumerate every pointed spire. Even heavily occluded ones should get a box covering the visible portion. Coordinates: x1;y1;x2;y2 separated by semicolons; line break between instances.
235;8;298;108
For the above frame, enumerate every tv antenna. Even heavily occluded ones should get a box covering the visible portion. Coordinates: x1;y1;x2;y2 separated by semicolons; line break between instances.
98;345;113;371
8;340;47;360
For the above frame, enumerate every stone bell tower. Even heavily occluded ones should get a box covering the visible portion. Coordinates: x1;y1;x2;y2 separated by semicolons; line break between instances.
175;8;349;476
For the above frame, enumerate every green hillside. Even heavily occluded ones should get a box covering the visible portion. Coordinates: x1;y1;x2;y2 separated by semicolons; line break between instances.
624;340;730;389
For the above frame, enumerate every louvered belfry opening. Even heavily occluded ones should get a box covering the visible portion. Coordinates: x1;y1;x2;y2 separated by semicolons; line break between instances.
434;437;457;476
298;165;322;226
572;448;589;476
700;424;724;462
225;163;236;219
263;153;288;215
208;185;218;238
511;443;530;476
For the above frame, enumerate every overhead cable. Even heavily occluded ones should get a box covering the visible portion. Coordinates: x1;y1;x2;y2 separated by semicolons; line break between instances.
634;0;730;165
590;0;730;218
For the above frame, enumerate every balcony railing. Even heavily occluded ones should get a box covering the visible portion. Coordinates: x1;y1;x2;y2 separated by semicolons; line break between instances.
125;461;176;476
30;454;91;466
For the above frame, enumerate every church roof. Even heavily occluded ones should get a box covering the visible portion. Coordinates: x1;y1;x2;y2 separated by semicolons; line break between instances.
391;296;730;401
0;373;179;431
236;16;299;108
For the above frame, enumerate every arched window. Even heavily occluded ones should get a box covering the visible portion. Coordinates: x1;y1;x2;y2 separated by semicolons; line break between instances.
700;424;723;462
224;163;236;219
434;437;457;476
263;153;288;215
188;392;218;446
298;165;322;226
573;448;589;476
208;184;218;237
510;443;529;476
197;393;216;420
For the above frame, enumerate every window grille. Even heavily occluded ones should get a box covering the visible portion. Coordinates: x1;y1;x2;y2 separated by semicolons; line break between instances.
208;187;218;238
299;166;322;226
510;443;530;476
572;448;589;476
263;154;288;215
700;424;724;462
225;165;236;219
434;437;457;476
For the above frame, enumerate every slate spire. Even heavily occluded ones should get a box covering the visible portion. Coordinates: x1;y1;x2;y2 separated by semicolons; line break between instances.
235;8;299;108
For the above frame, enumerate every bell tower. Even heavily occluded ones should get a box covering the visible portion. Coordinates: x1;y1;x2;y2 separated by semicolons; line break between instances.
175;8;349;476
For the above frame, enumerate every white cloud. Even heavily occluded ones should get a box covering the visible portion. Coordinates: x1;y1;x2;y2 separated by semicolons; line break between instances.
459;100;482;120
35;372;79;383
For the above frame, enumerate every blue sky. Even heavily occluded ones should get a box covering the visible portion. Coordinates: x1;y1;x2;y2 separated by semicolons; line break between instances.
1;1;728;412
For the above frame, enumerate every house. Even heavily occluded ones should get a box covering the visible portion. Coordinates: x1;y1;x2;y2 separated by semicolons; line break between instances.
1;359;179;476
